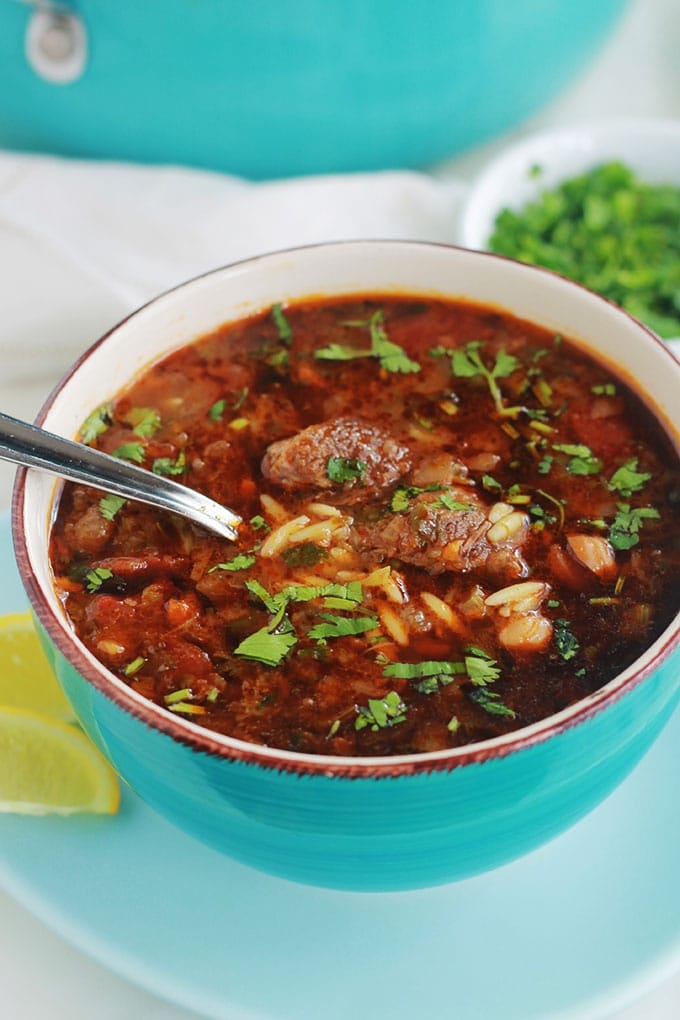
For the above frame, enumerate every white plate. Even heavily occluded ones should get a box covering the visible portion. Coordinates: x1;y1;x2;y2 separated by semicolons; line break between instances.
459;117;680;251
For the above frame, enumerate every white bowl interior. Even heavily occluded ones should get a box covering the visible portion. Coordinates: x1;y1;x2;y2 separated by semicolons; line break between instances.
18;240;680;761
460;117;680;251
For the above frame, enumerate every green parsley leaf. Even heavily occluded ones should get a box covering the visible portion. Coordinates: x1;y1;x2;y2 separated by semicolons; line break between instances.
249;514;271;532
554;618;580;661
388;483;441;513
326;456;367;485
383;660;466;680
85;566;113;593
124;407;161;438
464;649;501;685
234;598;298;666
79;403;112;445
443;340;520;414
308;613;379;641
591;383;617;396
208;553;256;573
112;442;146;464
469;688;516;718
355;691;407;731
152;451;186;476
608;458;652;498
280;542;328;567
208;398;227;421
315;310;420;374
609;503;660;550
552;443;603;476
271;303;293;344
99;494;126;521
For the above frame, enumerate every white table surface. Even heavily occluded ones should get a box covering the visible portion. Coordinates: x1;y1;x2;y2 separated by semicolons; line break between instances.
1;0;680;1016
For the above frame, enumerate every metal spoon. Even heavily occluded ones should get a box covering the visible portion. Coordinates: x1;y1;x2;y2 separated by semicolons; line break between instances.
0;411;241;541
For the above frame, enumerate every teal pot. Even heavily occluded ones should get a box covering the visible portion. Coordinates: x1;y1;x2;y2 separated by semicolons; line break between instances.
2;1;629;178
13;242;680;891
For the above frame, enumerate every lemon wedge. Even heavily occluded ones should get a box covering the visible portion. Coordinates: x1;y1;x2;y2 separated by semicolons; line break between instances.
0;611;75;721
0;706;120;815
0;611;119;815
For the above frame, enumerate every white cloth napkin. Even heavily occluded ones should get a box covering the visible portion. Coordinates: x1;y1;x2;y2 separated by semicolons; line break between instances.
0;151;467;383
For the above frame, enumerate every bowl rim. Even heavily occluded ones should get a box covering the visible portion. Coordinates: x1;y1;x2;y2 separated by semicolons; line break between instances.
12;239;680;778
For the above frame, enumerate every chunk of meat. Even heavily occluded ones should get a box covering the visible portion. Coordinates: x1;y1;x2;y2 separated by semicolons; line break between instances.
260;417;411;501
352;489;529;576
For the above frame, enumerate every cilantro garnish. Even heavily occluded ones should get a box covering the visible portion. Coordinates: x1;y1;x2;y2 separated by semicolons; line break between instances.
552;443;603;476
469;688;516;719
234;601;298;667
85;566;113;593
432;340;519;415
607;458;652;498
152;451;187;476
308;613;379;641
249;514;271;532
271;303;293;344
208;553;256;573
124;407;161;438
355;691;407;732
208;398;227;422
79;403;112;445
464;647;501;685
388;483;441;513
280;542;327;567
99;494;126;521
112;441;146;464
315;310;420;374
326;456;367;485
488;161;680;339
553;618;579;661
609;503;660;550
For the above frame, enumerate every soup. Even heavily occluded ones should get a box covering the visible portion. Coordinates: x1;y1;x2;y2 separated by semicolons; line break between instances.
48;296;680;756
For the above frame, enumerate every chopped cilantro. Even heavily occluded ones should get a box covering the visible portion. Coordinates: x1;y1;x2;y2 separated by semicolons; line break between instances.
591;383;617;396
464;648;501;685
123;656;145;677
208;553;256;573
609;503;660;550
481;474;503;494
152;451;186;476
355;691;407;731
537;454;553;475
554;618;579;661
280;542;328;567
433;340;520;414
271;303;293;344
308;613;379;641
552;443;603;476
608;458;652;498
326;456;367;485
383;660;466;681
388;483;440;513
79;403;112;445
112;441;146;464
99;494;126;521
315;310;420;374
208;398;227;422
488;161;680;339
469;688;516;719
234;603;298;667
124;407;161;438
85;566;113;593
249;514;271;532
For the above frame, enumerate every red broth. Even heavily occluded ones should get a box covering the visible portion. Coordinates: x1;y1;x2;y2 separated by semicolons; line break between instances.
49;297;680;756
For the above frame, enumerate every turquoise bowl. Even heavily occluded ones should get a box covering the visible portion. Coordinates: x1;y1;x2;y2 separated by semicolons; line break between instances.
2;1;628;178
13;242;680;891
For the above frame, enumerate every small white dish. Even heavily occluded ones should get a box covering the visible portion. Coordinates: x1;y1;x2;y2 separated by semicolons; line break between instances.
459;117;680;252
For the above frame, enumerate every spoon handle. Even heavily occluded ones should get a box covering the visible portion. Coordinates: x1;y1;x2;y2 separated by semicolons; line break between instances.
0;411;241;541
